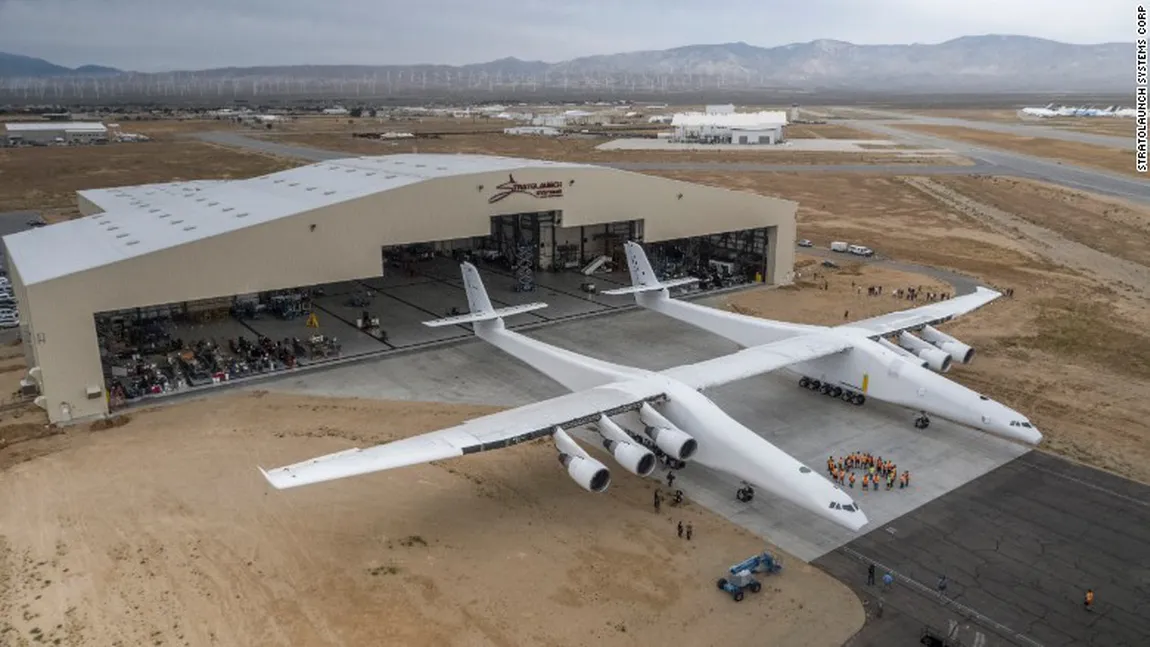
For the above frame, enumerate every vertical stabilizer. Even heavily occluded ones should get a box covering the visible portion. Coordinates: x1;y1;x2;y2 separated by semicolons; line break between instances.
422;262;548;329
601;241;699;296
461;262;494;315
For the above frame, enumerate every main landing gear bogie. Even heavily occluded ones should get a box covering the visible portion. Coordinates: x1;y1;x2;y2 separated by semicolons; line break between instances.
798;377;865;406
736;484;755;503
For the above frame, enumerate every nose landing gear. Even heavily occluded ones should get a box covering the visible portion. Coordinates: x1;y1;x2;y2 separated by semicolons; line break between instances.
914;412;931;429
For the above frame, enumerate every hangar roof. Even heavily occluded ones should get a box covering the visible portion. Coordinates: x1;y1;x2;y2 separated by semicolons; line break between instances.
5;154;590;286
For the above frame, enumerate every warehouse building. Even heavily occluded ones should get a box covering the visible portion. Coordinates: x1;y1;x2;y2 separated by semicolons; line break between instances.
3;121;108;146
4;153;797;424
670;111;788;145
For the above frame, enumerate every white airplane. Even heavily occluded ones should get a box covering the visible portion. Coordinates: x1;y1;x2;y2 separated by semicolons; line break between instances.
259;262;868;531
605;242;1043;447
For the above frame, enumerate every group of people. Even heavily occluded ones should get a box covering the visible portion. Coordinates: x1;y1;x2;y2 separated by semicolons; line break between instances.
827;453;911;491
856;283;953;302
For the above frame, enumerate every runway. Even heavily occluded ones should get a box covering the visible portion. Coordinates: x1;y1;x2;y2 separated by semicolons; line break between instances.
839;120;1149;205
842;107;1132;150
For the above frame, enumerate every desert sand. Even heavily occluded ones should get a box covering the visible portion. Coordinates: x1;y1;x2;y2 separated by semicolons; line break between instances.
0;392;862;647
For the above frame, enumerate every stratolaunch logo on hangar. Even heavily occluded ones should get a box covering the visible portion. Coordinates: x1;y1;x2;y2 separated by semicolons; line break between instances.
488;174;565;204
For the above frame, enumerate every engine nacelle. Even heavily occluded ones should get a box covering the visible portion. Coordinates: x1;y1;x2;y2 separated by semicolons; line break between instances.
876;337;929;368
553;427;611;493
603;439;657;477
638;403;698;461
558;454;612;493
897;332;952;373
596;415;657;477
920;325;975;364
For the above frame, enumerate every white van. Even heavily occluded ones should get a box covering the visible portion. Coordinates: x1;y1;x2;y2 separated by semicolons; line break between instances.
848;244;874;257
830;241;848;252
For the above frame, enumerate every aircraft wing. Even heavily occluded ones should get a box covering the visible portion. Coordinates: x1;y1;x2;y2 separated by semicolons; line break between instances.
844;287;1002;339
661;334;853;390
258;381;668;490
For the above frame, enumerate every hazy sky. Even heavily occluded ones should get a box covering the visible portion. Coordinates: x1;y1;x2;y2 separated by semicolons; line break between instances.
0;0;1136;72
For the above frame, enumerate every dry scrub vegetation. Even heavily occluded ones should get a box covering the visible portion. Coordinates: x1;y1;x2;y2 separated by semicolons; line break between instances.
655;171;1150;483
894;124;1140;177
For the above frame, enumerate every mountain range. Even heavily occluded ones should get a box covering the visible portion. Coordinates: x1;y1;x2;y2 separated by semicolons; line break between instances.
0;36;1132;95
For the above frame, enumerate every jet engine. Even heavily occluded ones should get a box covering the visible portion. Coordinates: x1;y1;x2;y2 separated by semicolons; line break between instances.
638;403;698;461
876;337;929;369
897;332;952;373
595;415;657;477
919;325;975;364
553;427;611;493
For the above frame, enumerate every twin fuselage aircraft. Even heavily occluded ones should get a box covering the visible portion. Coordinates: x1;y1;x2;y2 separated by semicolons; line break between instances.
260;242;1041;533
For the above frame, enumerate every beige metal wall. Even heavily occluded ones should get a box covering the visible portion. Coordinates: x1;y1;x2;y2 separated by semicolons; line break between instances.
22;167;796;424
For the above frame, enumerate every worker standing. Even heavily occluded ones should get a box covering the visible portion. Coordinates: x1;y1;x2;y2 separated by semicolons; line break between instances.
905;470;911;487
862;473;870;491
653;490;662;512
685;523;693;541
849;472;856;489
1084;589;1094;611
677;521;683;538
867;563;876;586
667;470;676;488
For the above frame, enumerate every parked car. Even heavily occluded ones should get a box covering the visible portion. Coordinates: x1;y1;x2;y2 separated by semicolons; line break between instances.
847;244;874;257
0;315;18;328
797;239;813;247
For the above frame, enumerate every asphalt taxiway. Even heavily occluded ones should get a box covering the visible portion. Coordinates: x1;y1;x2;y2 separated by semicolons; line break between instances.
819;450;1150;647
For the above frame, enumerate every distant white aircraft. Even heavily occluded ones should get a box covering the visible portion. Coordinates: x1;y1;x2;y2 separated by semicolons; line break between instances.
260;262;868;531
1018;103;1130;118
607;242;1043;446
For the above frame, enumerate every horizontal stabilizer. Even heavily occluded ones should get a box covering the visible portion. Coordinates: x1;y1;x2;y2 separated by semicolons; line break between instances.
422;302;548;327
602;277;699;296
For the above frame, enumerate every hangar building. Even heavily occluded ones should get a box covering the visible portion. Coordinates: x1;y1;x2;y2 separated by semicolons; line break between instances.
670;111;788;145
3;153;797;424
3;121;108;146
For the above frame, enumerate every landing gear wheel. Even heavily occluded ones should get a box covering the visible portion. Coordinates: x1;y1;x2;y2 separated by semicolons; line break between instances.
810;380;822;391
831;386;843;398
736;486;755;503
798;377;811;389
819;384;831;395
749;581;762;593
914;415;931;429
733;591;744;602
852;394;866;406
840;390;854;402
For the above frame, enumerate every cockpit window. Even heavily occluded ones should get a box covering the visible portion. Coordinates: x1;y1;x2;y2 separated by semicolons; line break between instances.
829;502;858;512
979;395;989;401
841;504;856;512
799;466;811;473
1021;422;1033;428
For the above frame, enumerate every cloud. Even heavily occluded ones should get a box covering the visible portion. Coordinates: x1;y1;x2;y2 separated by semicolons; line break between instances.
0;0;1135;71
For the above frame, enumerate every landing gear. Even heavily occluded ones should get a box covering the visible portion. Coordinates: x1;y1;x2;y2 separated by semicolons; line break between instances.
799;377;865;406
914;412;931;429
736;484;755;503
